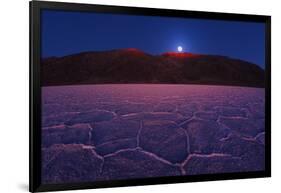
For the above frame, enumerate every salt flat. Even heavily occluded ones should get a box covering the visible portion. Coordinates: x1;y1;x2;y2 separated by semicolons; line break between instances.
41;84;265;183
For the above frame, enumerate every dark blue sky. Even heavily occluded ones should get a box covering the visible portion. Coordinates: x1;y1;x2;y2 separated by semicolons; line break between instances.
41;10;265;68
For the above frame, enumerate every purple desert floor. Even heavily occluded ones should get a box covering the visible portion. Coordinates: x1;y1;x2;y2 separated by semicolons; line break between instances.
41;84;265;184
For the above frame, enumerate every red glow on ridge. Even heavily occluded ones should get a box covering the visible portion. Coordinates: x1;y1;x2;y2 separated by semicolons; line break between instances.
162;52;201;58
120;48;145;56
125;48;141;52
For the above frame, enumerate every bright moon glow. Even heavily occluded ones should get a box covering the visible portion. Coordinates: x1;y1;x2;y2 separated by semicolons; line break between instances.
177;46;183;52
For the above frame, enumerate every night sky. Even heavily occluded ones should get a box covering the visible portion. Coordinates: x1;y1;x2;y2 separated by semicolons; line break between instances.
41;10;266;68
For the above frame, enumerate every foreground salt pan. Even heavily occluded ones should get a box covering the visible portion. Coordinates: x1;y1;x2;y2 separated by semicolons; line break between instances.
42;84;265;183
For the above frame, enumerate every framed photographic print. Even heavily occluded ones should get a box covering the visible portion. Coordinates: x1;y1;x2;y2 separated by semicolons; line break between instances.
30;1;271;192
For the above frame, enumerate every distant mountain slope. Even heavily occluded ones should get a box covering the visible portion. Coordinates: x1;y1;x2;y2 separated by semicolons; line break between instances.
41;48;265;87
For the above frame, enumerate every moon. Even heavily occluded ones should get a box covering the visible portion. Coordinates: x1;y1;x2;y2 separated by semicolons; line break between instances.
177;46;183;52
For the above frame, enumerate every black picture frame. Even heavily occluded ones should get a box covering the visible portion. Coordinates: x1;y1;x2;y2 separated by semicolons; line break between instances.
29;1;271;192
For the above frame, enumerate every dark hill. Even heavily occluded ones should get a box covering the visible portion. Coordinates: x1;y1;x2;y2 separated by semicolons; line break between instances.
41;49;265;87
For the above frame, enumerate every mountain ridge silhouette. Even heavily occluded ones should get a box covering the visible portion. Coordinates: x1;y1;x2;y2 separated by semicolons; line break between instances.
41;49;264;88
